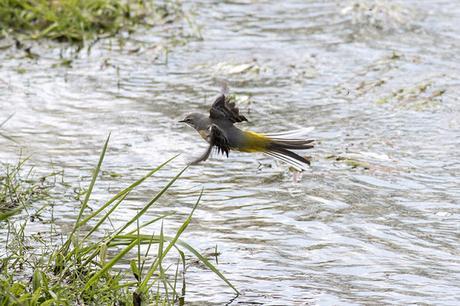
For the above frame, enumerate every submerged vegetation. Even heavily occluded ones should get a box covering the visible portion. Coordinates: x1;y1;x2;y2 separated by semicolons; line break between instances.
0;136;237;305
0;0;184;43
376;80;446;111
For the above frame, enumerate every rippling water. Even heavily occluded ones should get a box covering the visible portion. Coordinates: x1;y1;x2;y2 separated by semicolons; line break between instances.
1;0;460;304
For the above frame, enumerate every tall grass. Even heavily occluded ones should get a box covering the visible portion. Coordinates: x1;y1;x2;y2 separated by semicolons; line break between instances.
0;156;56;221
0;0;183;43
0;135;238;305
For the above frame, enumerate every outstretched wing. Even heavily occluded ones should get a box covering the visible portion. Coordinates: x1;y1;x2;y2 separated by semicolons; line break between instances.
190;124;230;165
209;95;248;123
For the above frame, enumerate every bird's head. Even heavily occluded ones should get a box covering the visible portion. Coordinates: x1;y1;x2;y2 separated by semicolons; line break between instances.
179;113;208;131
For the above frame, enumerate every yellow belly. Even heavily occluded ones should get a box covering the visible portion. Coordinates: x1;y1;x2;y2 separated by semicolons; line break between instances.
238;131;270;152
197;129;270;152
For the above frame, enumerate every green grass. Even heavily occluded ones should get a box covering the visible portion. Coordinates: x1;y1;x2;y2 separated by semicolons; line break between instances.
0;157;57;221
0;0;182;43
0;136;238;305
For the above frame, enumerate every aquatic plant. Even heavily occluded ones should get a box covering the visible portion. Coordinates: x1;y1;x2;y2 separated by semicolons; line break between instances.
341;0;417;34
376;80;446;111
0;136;238;304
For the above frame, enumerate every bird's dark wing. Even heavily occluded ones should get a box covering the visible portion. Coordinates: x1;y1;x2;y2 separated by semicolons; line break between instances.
210;124;231;156
209;95;248;123
190;124;230;165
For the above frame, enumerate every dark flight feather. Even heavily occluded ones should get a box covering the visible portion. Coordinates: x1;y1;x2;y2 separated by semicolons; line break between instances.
210;124;230;157
268;139;315;150
190;124;230;164
209;95;248;123
269;148;311;166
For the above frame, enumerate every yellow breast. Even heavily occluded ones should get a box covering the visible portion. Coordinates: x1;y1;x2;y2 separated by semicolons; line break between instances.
198;129;210;142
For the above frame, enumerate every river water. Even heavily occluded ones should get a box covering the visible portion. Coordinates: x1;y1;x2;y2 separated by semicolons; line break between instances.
1;0;459;305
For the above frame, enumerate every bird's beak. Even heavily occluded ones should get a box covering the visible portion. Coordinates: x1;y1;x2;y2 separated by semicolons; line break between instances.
178;119;186;123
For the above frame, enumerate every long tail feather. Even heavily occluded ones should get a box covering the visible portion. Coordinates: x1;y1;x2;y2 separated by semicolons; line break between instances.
264;152;305;170
264;127;314;138
268;140;314;150
265;149;310;171
264;127;315;150
262;127;314;171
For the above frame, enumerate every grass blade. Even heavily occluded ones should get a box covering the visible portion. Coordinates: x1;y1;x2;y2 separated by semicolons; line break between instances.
126;213;175;236
139;190;201;292
84;238;139;291
175;239;239;294
0;113;14;128
75;133;110;227
61;133;110;254
107;165;188;243
77;154;179;229
82;191;129;240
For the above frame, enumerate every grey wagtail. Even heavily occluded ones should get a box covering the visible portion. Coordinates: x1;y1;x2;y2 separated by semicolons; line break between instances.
179;94;315;171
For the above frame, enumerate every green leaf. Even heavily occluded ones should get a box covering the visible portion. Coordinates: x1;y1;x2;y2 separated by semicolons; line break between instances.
41;299;57;306
32;268;42;292
0;207;22;221
99;243;108;266
130;259;140;281
31;288;42;305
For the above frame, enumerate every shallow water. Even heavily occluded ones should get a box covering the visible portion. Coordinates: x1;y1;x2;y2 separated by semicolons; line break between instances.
1;0;460;304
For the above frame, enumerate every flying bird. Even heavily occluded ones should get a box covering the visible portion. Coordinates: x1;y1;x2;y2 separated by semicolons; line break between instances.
179;95;314;171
